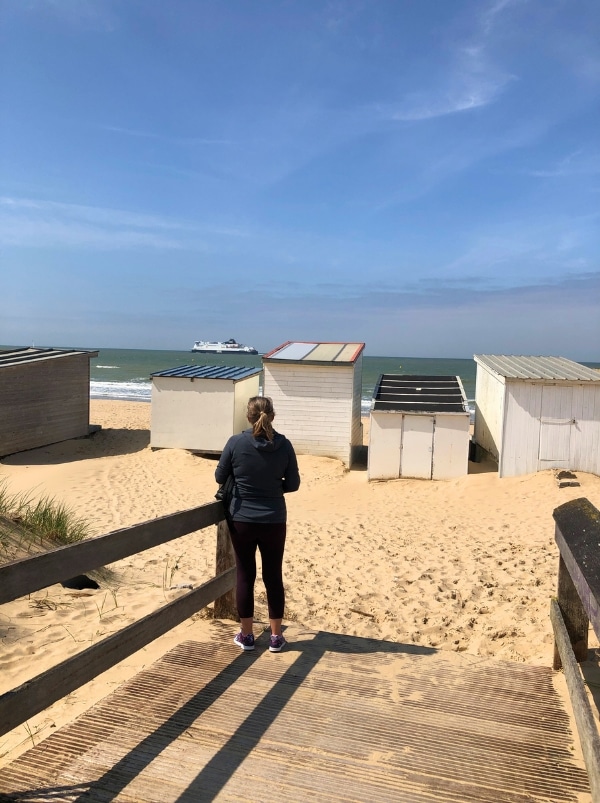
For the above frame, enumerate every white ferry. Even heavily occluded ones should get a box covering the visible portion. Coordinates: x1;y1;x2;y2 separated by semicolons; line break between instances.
191;338;258;355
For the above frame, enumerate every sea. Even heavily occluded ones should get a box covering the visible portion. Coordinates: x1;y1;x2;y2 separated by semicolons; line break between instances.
89;348;481;418
88;348;600;421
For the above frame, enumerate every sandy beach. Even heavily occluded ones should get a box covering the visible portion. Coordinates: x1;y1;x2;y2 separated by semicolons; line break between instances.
1;399;600;768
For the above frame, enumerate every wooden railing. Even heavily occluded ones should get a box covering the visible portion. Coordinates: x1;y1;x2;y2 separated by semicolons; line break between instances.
0;501;236;738
551;497;600;802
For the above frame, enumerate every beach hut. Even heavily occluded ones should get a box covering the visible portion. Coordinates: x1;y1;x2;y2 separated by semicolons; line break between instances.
473;355;600;478
262;341;365;467
150;364;261;453
0;346;98;457
368;374;470;481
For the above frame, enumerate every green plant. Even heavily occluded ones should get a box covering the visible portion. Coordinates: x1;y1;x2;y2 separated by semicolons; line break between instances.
0;478;91;547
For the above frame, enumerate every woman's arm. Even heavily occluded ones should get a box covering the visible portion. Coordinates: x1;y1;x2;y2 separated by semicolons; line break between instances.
282;443;300;493
215;440;234;484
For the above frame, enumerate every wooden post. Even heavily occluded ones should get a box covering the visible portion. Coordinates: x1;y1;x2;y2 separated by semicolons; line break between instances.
214;519;237;619
552;499;600;671
553;554;590;669
550;599;600;800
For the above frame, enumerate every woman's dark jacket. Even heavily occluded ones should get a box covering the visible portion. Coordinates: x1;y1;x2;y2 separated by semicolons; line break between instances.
215;429;300;523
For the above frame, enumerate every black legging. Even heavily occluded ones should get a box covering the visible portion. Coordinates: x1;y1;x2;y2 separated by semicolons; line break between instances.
228;521;286;620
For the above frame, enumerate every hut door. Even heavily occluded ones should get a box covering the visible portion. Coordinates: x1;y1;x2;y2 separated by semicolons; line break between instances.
539;386;573;468
401;416;434;479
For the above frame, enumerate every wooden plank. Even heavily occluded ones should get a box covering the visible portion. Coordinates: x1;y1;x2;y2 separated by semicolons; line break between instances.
0;502;223;604
213;519;237;619
553;553;590;667
553;497;600;642
550;599;600;801
0;567;235;738
0;633;590;802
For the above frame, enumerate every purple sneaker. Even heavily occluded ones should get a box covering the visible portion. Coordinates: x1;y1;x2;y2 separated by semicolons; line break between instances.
269;634;286;653
233;631;255;651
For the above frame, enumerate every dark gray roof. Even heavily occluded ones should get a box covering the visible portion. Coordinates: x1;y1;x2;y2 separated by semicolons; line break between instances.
151;364;261;381
0;347;98;368
372;374;469;414
474;355;600;382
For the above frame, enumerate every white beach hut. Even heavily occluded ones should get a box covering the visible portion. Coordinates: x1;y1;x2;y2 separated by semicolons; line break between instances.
473;355;600;478
150;364;261;453
368;374;470;481
262;341;365;467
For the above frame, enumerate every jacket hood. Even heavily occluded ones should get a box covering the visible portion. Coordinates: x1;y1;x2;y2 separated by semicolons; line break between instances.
243;428;284;451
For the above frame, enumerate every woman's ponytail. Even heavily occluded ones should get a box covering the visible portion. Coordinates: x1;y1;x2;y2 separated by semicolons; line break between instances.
247;396;275;441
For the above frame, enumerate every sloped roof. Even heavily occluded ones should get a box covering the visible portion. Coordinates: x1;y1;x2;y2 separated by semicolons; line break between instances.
474;355;600;382
151;364;260;381
263;341;365;365
372;374;469;414
0;347;98;368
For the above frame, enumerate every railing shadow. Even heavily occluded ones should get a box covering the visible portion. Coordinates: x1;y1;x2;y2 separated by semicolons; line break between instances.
58;630;435;803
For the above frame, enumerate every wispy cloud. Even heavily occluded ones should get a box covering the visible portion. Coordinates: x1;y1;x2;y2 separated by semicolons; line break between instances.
526;150;600;178
0;196;194;250
389;1;518;122
391;53;514;122
480;0;525;36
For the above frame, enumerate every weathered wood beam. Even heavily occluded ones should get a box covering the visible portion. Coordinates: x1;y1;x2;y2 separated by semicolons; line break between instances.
553;553;590;669
553;498;600;657
0;502;223;605
0;567;235;737
550;599;600;802
214;519;237;619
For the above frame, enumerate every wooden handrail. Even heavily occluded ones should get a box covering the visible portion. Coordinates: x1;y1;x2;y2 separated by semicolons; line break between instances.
0;502;237;738
0;501;223;605
0;567;235;738
551;497;600;802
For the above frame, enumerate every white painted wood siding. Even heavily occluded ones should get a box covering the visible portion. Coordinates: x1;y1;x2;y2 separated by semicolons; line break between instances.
368;411;470;480
432;415;470;479
500;381;600;477
401;416;434;478
351;354;364;453
263;363;356;464
474;364;505;460
368;412;402;479
571;384;600;475
151;375;259;452
500;381;543;477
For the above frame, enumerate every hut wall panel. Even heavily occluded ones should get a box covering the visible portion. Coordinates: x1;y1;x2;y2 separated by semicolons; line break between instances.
233;376;261;435
501;382;543;477
538;384;574;470
264;364;356;464
151;377;248;452
569;385;600;475
432;415;470;479
498;381;600;478
351;354;363;449
0;354;91;456
473;365;504;460
367;413;402;479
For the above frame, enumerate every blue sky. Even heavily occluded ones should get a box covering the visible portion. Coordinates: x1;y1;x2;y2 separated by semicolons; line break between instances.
1;0;599;359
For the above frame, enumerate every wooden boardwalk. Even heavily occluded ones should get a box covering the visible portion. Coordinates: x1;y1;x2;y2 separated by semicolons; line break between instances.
0;625;591;802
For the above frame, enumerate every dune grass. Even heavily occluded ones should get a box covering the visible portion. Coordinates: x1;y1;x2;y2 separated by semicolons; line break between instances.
0;479;91;546
0;479;119;589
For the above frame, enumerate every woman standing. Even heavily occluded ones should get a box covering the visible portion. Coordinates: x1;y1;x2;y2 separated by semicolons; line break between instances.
215;396;300;652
